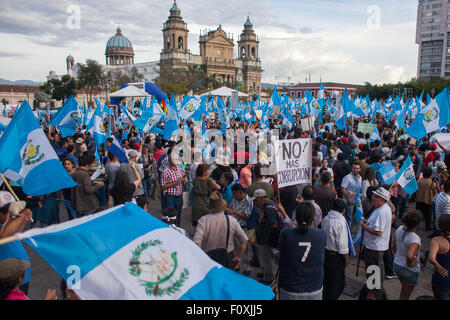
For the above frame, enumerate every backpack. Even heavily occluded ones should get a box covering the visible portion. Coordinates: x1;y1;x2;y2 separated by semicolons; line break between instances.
206;214;233;269
247;206;260;230
255;203;281;247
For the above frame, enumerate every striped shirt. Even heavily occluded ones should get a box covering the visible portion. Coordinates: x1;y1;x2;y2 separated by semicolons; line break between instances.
161;165;185;196
434;192;450;229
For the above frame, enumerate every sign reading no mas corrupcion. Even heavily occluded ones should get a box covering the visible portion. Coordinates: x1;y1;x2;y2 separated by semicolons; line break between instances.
274;138;312;188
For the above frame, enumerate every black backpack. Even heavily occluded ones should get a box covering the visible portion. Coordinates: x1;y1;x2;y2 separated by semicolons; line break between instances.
206;214;233;269
255;203;280;247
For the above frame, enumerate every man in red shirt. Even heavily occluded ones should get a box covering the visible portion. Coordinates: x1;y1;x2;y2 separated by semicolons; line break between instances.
161;149;186;226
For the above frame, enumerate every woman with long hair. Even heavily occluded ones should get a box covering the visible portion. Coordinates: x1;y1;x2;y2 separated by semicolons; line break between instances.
392;210;423;300
278;202;327;300
428;214;450;300
110;162;142;205
361;167;378;200
192;164;221;227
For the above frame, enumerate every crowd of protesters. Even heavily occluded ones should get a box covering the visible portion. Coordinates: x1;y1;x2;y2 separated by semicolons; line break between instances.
0;106;449;301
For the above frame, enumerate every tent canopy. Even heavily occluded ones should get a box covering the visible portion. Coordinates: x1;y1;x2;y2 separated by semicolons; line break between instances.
110;86;150;98
201;86;249;98
110;82;168;106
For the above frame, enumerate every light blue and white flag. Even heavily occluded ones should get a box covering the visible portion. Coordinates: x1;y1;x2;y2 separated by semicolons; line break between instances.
179;97;200;120
405;88;450;140
336;98;347;130
48;95;80;138
394;156;418;195
0;101;77;196
15;202;274;300
109;133;129;163
378;163;396;185
134;112;164;135
370;127;381;143
163;93;180;140
91;106;107;149
120;105;137;122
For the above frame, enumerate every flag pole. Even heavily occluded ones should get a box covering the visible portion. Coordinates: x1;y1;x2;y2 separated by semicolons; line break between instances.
0;174;20;202
0;236;20;246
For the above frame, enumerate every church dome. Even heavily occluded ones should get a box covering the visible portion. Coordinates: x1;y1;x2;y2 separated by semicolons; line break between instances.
170;1;181;16
105;27;135;66
106;27;133;49
244;16;253;28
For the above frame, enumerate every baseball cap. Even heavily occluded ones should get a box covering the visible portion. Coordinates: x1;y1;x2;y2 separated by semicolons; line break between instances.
252;189;268;200
0;258;30;282
129;150;139;158
0;191;16;209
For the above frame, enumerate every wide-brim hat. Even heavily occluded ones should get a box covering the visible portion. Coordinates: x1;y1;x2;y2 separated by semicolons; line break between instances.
372;187;390;201
0;258;30;281
215;156;230;167
207;191;228;213
75;138;84;144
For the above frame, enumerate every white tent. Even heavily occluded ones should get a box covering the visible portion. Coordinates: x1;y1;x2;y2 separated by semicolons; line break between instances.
110;85;150;98
201;86;249;98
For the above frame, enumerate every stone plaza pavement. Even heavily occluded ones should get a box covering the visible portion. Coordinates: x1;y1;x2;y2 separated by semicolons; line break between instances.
24;197;437;300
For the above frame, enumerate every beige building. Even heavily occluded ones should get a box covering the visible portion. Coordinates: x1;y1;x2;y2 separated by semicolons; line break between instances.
160;1;263;94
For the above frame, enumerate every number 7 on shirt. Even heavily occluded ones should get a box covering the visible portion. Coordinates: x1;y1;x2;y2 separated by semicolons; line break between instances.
298;242;311;262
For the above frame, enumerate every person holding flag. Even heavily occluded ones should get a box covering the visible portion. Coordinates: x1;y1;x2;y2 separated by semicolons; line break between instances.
321;199;356;300
360;187;394;286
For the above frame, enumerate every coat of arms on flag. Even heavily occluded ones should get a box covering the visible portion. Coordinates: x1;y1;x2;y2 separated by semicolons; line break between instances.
22;139;44;166
129;240;188;297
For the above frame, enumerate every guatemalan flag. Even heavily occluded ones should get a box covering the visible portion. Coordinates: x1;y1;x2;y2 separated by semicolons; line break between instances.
405;88;450;140
394;155;418;195
14;203;274;300
91;106;107;150
378;162;397;185
108;134;129;164
0;101;77;196
48;95;79;138
352;190;364;248
179;97;200;120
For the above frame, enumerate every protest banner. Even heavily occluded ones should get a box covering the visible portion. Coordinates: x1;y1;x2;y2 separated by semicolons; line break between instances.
357;123;376;136
274;138;312;188
301;117;315;132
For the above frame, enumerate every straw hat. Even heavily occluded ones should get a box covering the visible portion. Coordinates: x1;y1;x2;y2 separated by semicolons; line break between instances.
207;191;228;213
215;156;230;167
0;258;30;282
372;187;390;201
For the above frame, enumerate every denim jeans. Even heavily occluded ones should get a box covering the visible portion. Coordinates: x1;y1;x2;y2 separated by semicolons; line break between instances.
142;177;152;200
95;186;107;208
432;282;450;300
163;194;183;222
345;202;355;230
256;244;276;282
279;288;322;300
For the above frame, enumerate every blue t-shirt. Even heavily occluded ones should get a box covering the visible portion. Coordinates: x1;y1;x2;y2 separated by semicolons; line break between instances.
222;183;233;204
278;228;327;294
0;224;30;285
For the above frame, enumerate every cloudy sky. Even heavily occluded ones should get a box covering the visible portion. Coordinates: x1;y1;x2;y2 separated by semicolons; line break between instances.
0;0;419;85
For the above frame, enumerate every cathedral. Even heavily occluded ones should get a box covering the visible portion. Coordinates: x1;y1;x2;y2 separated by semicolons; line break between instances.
55;1;263;95
158;1;263;94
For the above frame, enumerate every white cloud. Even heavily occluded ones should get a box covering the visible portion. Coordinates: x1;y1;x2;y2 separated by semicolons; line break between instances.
0;0;419;86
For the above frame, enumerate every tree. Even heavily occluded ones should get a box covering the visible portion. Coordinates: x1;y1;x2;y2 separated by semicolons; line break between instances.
154;65;220;96
76;59;106;105
40;75;77;101
106;66;145;91
356;77;450;101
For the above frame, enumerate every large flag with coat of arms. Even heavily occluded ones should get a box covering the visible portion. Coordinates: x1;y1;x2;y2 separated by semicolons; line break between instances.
14;202;274;300
394;155;418;195
0;101;77;196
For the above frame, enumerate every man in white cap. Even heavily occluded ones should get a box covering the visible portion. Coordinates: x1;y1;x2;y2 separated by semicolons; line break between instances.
0;192;33;295
361;187;394;285
253;188;282;284
118;149;145;201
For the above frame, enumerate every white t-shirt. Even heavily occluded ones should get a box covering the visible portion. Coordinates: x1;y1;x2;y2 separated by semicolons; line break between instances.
393;226;421;273
315;167;334;177
363;203;392;251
